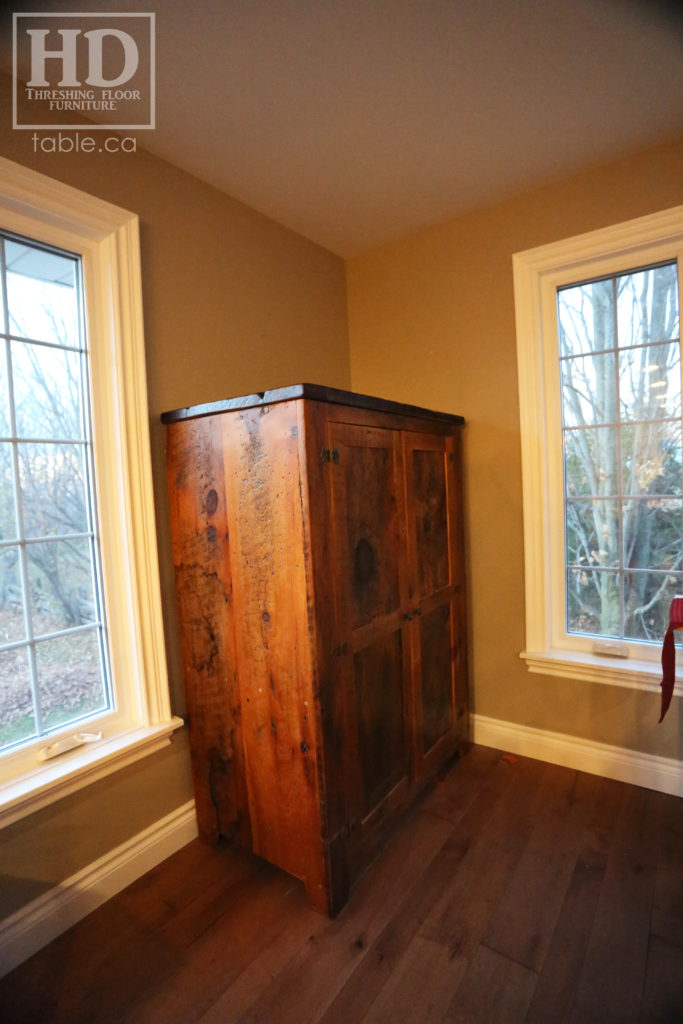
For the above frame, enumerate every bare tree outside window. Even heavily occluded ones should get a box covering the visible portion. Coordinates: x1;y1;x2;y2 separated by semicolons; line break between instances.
559;262;682;643
0;233;110;752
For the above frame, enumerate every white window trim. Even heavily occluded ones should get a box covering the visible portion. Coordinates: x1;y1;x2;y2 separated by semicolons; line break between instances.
0;157;182;827
513;204;683;693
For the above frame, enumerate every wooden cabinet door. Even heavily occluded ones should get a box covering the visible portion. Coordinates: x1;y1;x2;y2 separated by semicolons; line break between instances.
403;430;467;777
326;421;413;845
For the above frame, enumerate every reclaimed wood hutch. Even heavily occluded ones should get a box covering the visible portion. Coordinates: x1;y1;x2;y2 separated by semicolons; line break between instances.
162;384;469;915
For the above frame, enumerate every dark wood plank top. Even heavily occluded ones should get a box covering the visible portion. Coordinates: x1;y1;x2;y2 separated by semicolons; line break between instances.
161;383;465;426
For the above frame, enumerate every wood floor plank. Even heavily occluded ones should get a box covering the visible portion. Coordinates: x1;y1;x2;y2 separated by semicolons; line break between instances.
524;843;607;1024
579;775;627;855
1;747;682;1024
197;894;321;1023
317;750;517;1024
71;860;279;1024
231;804;456;1024
421;743;502;824
360;935;467;1023
152;848;266;948
653;793;683;928
651;906;683;949
420;756;559;958
0;840;241;1024
442;943;537;1024
639;933;683;1024
569;785;663;1024
483;767;601;972
120;836;243;921
125;865;314;1024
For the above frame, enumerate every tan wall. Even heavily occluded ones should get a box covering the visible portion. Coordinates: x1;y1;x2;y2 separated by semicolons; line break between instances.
347;135;683;763
0;70;350;917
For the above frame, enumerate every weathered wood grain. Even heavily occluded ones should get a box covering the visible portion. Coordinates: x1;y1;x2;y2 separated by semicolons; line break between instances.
166;416;250;847
165;389;469;916
220;400;327;910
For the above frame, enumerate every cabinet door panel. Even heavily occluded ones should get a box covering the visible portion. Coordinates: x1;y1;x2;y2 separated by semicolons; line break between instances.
341;438;401;629
404;431;464;772
329;424;405;629
327;422;411;837
412;447;450;597
354;629;407;814
419;601;454;753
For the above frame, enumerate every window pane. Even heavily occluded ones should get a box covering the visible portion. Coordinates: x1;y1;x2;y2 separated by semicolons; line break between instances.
566;499;619;568
0;343;9;435
567;567;620;637
36;632;108;732
619;342;681;422
622;498;682;571
0;441;17;540
561;352;617;426
27;538;98;635
617;264;679;348
623;572;682;642
5;240;78;346
561;259;681;646
0;545;25;643
12;341;83;440
0;647;35;750
558;278;614;356
18;442;89;538
621;421;682;496
564;426;618;496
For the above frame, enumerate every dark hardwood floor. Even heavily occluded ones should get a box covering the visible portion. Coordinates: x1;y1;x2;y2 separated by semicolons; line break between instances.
1;744;682;1023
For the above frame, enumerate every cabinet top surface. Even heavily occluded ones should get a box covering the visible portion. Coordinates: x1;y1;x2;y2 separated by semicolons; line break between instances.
161;383;465;426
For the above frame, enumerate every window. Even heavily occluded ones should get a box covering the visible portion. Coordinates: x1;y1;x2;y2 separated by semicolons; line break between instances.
560;262;681;644
514;205;683;691
0;157;181;825
1;233;112;753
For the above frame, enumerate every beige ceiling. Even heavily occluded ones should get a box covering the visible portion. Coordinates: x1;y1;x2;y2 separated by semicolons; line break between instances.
3;0;683;256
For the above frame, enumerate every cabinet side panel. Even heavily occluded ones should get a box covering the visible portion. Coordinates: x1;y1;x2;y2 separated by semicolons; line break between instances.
221;400;327;907
165;417;251;848
449;427;470;745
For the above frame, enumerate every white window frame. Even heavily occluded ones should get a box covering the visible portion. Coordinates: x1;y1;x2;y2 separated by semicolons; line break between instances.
0;157;182;826
514;205;683;694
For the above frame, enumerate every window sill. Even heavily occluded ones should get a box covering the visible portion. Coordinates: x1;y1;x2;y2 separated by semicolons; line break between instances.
520;648;681;696
0;717;184;828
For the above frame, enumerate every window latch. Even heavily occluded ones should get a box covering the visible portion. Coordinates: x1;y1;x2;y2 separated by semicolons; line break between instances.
37;732;103;762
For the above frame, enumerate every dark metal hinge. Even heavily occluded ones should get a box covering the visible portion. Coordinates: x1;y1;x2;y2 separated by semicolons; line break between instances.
321;447;340;464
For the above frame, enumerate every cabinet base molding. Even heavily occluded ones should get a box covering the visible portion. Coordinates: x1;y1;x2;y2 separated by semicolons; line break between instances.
0;801;197;978
472;713;683;797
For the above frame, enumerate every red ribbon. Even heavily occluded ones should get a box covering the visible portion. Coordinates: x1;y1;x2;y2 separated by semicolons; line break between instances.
660;596;683;723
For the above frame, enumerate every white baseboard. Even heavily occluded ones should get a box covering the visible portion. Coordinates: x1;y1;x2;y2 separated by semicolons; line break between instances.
472;713;683;798
0;799;198;978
